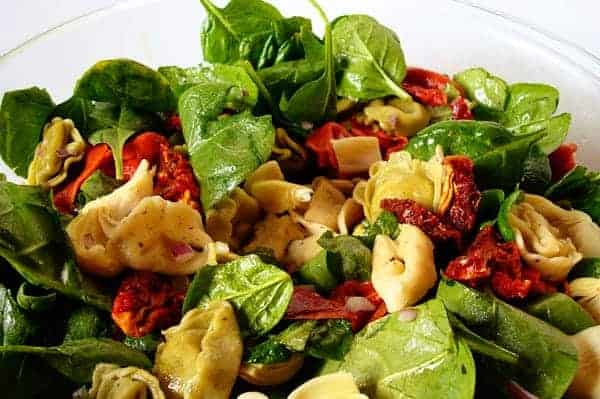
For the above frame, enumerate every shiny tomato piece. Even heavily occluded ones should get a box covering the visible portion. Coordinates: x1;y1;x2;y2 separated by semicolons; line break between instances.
305;122;353;169
549;143;577;181
450;96;473;120
443;156;480;233
122;132;168;180
112;271;185;337
155;143;200;209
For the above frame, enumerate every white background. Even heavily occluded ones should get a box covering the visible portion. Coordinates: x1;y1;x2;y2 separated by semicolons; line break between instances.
1;0;599;58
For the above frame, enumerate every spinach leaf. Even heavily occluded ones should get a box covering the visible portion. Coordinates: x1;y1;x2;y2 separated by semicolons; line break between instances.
437;279;578;399
191;112;275;209
519;144;551;194
0;283;39;345
277;320;317;352
478;189;505;225
448;313;519;365
88;105;160;180
246;338;291;364
306;319;353;361
510;113;570;154
199;0;283;67
317;232;372;282
76;171;120;209
525;293;596;334
296;250;339;292
63;305;111;342
332;15;409;101
16;283;56;313
355;210;400;248
158;63;259;104
280;0;336;123
0;87;55;177
454;67;508;112
183;255;293;336
406;120;546;189
545;165;600;223
496;189;523;242
321;299;475;398
123;333;161;358
0;180;112;310
0;338;151;384
569;257;600;279
502;83;559;128
73;59;175;112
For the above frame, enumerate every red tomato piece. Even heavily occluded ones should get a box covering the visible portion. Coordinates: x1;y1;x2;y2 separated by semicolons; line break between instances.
549;143;577;181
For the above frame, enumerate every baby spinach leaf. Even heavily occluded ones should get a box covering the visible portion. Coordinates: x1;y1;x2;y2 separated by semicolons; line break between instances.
73;59;175;112
296;250;339;292
545;165;600;224
519;144;551;194
496;189;523;242
355;210;400;248
0;338;151;384
0;87;55;177
281;0;336;123
199;0;283;67
88;105;159;180
63;305;111;342
317;232;372;282
525;293;596;335
478;189;505;225
123;333;161;358
332;15;409;101
501;83;559;128
245;338;292;364
191;112;275;209
76;171;120;209
509;113;570;154
158;63;259;105
569;257;600;279
306;319;353;361
0;283;39;346
0;180;112;310
406;120;546;189
277;320;317;352
16;283;57;313
454;68;508;112
321;299;475;398
183;255;293;336
437;279;578;399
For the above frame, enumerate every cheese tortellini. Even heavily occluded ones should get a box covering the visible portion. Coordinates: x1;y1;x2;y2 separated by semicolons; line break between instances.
361;98;431;136
288;372;368;399
153;301;243;399
508;194;600;281
67;161;213;277
371;224;437;311
355;149;451;222
27;117;87;188
87;363;165;399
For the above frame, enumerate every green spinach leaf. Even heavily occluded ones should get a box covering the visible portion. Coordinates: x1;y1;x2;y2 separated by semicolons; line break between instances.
545;165;600;223
0;283;38;345
0;87;55;177
321;299;475;398
199;0;283;67
280;0;336;123
76;171;120;209
502;83;559;128
332;15;409;101
158;63;259;105
317;232;372;282
73;59;174;112
355;210;400;248
496;189;523;242
0;338;151;384
88;105;160;180
277;320;317;352
306;319;353;361
183;255;293;336
16;283;56;313
454;67;508;112
519;144;551;194
123;333;161;358
525;293;596;334
245;338;292;364
296;250;339;292
63;305;111;342
0;180;112;310
569;257;600;279
437;279;578;399
510;113;570;154
478;189;505;225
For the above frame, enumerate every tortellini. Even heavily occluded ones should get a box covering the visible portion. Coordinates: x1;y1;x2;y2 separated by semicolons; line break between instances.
567;325;600;399
244;213;305;262
361;98;431;136
371;224;437;311
67;161;213;277
288;372;368;399
87;363;165;399
356;149;451;222
508;194;600;281
27;117;87;188
244;161;312;214
304;178;347;230
153;301;243;399
239;354;304;386
569;277;600;323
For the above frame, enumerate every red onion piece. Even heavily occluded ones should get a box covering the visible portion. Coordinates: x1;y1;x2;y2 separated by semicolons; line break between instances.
507;381;538;399
170;242;194;262
397;308;418;322
345;296;376;313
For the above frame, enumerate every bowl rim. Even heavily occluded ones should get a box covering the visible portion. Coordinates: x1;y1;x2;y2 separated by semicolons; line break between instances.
2;0;600;84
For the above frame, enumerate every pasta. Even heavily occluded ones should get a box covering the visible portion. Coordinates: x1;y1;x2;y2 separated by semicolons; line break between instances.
304;178;346;230
331;136;381;175
361;97;431;136
88;363;165;399
244;213;306;262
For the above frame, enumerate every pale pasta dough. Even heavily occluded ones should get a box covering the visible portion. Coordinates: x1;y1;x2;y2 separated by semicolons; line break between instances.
88;363;165;399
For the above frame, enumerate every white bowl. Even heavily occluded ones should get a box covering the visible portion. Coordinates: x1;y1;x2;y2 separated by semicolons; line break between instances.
1;0;599;181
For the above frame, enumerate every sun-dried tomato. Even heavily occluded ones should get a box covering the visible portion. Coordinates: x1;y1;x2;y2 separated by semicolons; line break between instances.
444;156;480;233
122;132;168;180
549;143;577;181
445;226;556;301
349;119;408;159
305;122;354;169
381;198;463;248
286;282;387;332
112;271;185;337
402;67;465;107
164;114;182;133
155;143;200;209
450;96;473;120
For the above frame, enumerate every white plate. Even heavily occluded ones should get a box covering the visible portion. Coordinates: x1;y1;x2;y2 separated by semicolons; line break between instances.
1;0;599;181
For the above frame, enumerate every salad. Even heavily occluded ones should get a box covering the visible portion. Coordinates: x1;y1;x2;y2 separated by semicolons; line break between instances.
1;0;599;398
